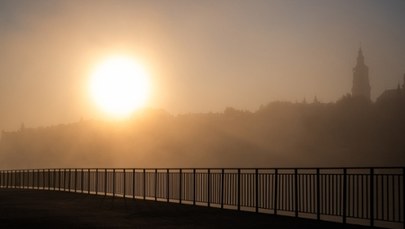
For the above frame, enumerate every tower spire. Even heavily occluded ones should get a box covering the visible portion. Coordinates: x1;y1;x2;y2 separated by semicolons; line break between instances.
357;47;364;65
351;47;371;100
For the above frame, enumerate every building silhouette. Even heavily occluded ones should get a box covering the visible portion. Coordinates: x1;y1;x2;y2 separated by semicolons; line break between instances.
376;74;405;103
351;48;371;100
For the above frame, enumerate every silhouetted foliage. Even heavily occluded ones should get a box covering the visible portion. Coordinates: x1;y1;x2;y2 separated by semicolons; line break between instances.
1;98;404;169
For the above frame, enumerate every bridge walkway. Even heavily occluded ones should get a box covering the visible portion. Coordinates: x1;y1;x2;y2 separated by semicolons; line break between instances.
0;189;378;229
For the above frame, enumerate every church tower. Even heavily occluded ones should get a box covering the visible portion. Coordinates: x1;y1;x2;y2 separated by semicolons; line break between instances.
351;48;371;100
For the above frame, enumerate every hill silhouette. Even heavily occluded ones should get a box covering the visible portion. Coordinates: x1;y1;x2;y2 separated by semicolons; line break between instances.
1;96;404;169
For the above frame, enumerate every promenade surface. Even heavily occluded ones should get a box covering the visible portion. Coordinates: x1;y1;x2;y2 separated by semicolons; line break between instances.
0;189;378;229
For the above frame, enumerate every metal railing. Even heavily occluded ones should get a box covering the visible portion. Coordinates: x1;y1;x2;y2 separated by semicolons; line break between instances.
1;167;404;228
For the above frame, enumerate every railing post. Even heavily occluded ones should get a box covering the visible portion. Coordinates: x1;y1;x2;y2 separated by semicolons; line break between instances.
316;168;320;220
19;170;22;188
193;169;196;206
123;169;126;198
24;170;26;189
48;169;51;190
370;168;374;227
112;169;116;198
8;170;10;188
58;169;61;191
143;169;146;200
274;169;278;215
256;169;259;213
343;168;347;224
179;169;182;204
10;170;13;188
68;169;71;192
88;168;91;194
104;169;107;196
36;170;39;189
295;168;298;217
81;169;84;193
403;167;405;229
42;169;45;189
167;169;170;202
208;169;211;207
74;169;77;192
53;169;56;190
154;169;157;201
95;169;98;195
221;169;224;209
19;170;22;189
63;169;65;191
237;169;241;211
132;169;136;199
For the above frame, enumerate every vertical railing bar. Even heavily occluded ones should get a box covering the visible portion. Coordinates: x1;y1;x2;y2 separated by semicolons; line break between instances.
51;169;54;191
316;168;320;220
47;169;51;190
67;169;70;192
396;175;400;222
95;168;98;195
361;174;364;219
167;169;170;202
154;169;158;201
256;169;259;213
179;169;182;204
343;168;347;224
123;169;126;198
74;169;77;192
132;169;136;199
104;169;107;196
274;169;278;215
391;175;395;222
58;169;61;191
112;169;115;198
386;174;389;221
193;169;196;206
81;169;84;193
402;168;405;229
221;169;224;209
370;168;374;227
295;169;298;217
62;169;65;191
208;169;211;207
87;169;91;194
42;169;45;190
237;169;241;211
143;169;146;200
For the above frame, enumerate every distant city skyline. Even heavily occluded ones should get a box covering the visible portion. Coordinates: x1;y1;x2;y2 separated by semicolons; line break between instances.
1;0;405;131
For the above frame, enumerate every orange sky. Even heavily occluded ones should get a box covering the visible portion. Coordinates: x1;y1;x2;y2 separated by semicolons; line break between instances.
1;0;405;131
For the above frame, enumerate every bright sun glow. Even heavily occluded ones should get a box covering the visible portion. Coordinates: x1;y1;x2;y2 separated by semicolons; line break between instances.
90;56;150;118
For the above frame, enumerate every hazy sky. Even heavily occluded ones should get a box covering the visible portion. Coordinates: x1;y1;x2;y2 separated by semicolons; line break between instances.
1;0;405;131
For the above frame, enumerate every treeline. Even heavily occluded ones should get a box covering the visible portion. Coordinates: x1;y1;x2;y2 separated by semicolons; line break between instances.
1;96;404;169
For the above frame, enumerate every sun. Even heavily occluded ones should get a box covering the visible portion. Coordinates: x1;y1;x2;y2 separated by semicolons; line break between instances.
89;56;150;118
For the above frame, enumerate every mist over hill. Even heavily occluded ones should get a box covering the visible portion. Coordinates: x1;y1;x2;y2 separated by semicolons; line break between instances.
1;96;404;169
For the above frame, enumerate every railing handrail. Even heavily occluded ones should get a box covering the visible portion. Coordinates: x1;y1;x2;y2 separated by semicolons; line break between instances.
1;167;404;229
